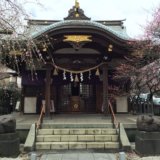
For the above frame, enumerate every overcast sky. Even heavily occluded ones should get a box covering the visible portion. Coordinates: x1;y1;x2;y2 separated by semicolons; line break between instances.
25;0;160;38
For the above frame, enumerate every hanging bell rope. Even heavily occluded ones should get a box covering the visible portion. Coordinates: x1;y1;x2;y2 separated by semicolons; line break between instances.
52;62;104;74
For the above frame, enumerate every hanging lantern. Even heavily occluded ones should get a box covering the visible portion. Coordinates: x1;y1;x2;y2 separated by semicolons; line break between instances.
95;68;100;76
43;47;47;52
53;68;58;75
74;74;79;82
43;44;47;52
108;44;113;52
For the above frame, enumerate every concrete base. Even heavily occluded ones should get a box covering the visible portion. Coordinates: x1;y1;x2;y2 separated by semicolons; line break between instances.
0;133;19;157
135;131;160;155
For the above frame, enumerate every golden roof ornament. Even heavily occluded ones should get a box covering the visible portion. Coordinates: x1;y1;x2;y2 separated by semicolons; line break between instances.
75;0;79;8
64;0;90;20
63;35;92;43
75;0;80;17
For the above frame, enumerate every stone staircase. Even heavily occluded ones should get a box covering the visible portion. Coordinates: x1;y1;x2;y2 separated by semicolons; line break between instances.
35;123;120;150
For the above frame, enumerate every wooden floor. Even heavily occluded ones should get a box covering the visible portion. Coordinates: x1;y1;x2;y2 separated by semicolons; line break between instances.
11;112;138;129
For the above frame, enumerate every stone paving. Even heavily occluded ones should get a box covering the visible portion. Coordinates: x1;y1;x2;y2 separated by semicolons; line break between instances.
1;152;160;160
39;152;116;160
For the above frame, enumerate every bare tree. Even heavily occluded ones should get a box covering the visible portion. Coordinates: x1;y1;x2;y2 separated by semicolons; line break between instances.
0;0;28;37
0;0;44;77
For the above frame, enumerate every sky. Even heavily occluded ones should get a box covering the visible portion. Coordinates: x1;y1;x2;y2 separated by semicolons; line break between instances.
24;0;160;38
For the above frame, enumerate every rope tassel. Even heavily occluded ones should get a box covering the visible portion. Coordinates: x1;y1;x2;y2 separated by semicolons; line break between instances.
95;68;100;76
75;74;79;82
53;68;58;75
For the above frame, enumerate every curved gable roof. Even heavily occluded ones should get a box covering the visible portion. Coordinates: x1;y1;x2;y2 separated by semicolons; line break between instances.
31;20;131;41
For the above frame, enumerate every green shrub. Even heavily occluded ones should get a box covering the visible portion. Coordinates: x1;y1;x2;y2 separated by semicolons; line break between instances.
0;85;21;114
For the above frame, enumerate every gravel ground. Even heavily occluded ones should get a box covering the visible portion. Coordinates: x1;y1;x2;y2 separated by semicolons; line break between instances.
126;152;160;160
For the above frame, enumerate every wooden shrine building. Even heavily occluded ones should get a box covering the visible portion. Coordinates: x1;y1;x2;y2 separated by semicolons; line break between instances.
21;1;132;115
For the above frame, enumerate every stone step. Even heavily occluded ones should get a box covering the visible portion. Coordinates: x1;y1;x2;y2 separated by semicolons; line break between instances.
35;142;119;150
37;128;117;135
42;123;113;129
36;135;119;142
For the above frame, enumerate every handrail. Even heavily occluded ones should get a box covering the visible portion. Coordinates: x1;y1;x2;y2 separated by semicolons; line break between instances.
36;104;45;130
108;100;119;129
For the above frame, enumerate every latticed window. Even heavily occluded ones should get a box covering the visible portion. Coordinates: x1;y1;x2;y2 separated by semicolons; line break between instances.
80;83;94;98
80;83;96;112
57;83;96;112
60;84;71;106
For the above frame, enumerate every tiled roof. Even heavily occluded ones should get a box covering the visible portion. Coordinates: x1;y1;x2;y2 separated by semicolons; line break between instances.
30;20;131;41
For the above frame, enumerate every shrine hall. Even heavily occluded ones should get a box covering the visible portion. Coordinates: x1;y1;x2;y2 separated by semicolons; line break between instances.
20;1;132;116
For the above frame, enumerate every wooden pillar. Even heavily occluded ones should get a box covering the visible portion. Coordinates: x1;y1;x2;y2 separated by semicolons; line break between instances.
21;86;25;114
102;63;109;116
45;64;52;117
